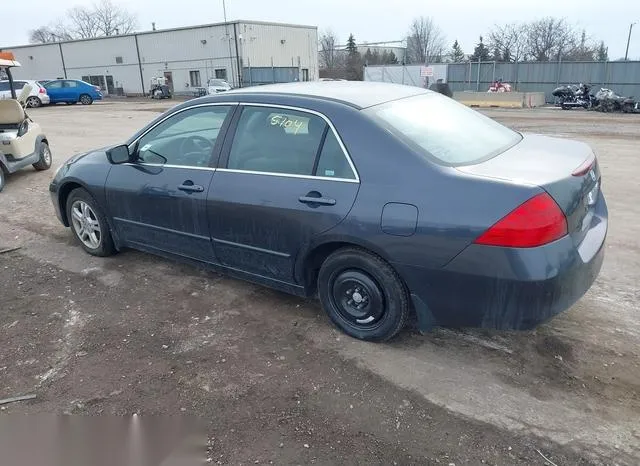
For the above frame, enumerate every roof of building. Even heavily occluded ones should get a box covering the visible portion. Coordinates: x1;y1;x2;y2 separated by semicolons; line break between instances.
3;20;317;50
226;81;428;109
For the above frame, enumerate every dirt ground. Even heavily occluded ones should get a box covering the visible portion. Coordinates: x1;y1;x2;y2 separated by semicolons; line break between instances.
1;100;638;465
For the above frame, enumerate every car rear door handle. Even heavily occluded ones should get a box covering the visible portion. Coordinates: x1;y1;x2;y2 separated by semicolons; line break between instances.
178;181;204;193
299;192;336;206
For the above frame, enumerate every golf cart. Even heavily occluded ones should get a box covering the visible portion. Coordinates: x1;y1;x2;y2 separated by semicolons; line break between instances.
149;76;172;99
0;52;52;192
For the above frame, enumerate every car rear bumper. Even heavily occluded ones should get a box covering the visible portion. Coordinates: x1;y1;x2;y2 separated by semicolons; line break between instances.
397;193;608;331
40;94;50;104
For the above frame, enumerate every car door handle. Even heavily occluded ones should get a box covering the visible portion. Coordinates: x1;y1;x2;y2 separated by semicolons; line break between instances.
178;182;204;193
299;193;336;206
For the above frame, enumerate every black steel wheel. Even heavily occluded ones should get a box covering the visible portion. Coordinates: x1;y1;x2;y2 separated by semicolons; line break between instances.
318;248;409;341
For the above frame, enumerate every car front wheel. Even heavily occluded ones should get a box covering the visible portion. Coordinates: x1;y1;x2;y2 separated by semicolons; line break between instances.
79;94;93;105
318;248;410;342
66;188;116;257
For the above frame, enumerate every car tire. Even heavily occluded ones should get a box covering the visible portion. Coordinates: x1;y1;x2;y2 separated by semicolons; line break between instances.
32;142;52;171
318;248;409;342
26;96;41;108
0;168;5;193
79;94;93;105
66;188;116;257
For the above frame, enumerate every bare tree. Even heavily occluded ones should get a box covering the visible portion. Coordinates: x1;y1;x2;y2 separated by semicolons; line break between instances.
94;0;137;36
526;17;575;61
29;27;56;44
319;29;341;70
31;0;137;42
488;23;528;62
406;16;446;64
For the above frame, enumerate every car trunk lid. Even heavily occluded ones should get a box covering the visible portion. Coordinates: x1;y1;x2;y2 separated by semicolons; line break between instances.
456;133;600;246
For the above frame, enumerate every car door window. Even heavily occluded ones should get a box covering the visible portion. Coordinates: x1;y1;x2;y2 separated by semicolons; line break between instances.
135;105;232;168
14;81;26;90
64;81;78;88
0;82;9;92
45;81;62;89
314;130;356;180
227;106;327;176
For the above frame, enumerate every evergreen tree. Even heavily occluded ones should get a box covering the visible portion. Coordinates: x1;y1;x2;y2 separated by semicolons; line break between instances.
345;33;363;80
372;49;381;65
470;36;490;62
387;50;399;64
451;40;465;62
363;48;374;65
596;41;608;61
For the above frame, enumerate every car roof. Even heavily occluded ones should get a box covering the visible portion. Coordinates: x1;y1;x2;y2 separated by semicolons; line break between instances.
225;81;429;109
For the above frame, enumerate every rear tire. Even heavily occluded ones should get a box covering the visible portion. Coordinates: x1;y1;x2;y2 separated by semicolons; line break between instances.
0;168;5;192
79;94;93;105
66;188;116;257
318;248;409;342
26;96;41;108
32;142;52;171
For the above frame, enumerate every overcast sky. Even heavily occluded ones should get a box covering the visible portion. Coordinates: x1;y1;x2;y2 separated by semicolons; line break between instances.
3;0;639;59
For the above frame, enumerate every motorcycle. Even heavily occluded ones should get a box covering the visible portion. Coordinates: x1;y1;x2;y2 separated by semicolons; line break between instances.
594;88;638;113
552;83;596;109
488;79;512;93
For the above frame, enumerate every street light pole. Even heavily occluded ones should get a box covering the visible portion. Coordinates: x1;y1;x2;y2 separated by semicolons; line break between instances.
625;22;637;61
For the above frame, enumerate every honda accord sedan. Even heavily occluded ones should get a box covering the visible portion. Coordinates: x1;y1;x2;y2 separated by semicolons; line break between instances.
49;82;607;341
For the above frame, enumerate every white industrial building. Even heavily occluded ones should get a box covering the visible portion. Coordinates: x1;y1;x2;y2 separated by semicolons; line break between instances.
2;20;318;96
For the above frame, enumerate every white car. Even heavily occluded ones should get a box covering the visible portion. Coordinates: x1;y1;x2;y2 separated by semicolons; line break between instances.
207;78;232;95
0;79;50;107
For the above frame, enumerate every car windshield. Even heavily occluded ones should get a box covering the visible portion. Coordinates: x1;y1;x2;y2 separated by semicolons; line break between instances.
210;79;227;86
366;92;522;166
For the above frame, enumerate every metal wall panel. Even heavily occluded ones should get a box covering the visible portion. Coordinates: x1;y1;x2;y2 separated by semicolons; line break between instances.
238;22;318;80
366;61;640;102
6;44;66;81
446;61;640;101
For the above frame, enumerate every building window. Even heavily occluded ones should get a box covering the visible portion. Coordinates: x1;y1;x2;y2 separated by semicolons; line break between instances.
189;70;201;87
215;68;227;80
115;56;123;64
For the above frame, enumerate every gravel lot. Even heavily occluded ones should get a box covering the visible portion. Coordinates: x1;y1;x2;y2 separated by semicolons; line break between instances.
1;100;638;465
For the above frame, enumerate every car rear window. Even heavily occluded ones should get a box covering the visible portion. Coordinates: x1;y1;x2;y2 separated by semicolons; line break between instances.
365;93;522;166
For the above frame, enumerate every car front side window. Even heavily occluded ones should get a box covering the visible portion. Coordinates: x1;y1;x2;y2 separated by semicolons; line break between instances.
45;81;62;89
135;105;231;168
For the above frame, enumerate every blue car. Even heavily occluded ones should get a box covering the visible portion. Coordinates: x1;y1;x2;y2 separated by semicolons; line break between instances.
43;79;103;105
49;82;607;341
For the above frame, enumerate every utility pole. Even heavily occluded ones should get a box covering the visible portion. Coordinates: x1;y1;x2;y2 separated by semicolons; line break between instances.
625;22;637;61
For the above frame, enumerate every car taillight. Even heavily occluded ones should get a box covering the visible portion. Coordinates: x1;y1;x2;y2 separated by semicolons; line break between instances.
572;153;596;177
39;87;46;94
474;193;568;248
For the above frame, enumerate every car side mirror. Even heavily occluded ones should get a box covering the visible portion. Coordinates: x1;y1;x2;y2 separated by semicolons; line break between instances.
106;144;131;164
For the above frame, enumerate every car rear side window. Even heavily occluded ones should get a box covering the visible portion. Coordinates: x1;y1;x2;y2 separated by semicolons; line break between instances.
228;106;327;176
315;131;355;180
366;93;522;166
64;81;78;88
45;81;62;89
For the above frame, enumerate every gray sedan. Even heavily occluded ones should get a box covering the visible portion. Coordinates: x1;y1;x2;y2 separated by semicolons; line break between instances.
49;82;607;341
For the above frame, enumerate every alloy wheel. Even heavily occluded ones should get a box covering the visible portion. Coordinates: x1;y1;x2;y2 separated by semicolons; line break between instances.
70;200;101;249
